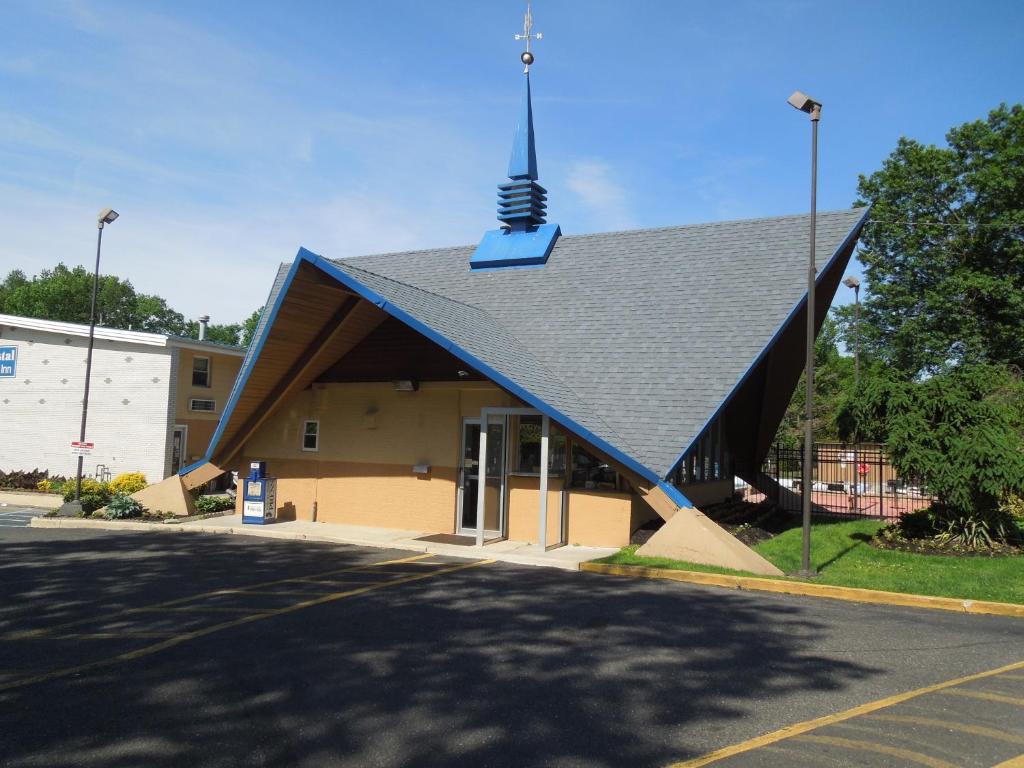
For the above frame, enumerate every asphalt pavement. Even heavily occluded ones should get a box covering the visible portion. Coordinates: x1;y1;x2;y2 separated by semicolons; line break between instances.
0;507;39;528
0;526;1021;768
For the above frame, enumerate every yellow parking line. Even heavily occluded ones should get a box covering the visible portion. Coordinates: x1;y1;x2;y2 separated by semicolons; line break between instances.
795;734;955;768
20;632;175;640
1;553;435;640
220;589;343;598
136;605;277;614
0;558;491;693
668;659;1024;767
288;578;390;587
867;714;1024;746
992;755;1024;767
940;689;1024;707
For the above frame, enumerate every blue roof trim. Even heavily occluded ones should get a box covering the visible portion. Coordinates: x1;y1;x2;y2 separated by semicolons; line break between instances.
187;257;306;471
179;459;208;476
657;480;692;509
662;206;872;481
308;252;676;494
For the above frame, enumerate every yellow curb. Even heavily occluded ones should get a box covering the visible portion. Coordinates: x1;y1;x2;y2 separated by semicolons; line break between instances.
580;562;1024;618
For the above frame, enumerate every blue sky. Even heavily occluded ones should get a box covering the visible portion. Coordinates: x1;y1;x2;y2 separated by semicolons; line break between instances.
1;0;1022;324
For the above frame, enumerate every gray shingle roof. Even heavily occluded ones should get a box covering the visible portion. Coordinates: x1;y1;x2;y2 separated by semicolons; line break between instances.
321;208;867;478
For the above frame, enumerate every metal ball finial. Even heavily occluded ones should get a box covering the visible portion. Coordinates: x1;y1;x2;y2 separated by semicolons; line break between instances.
521;51;534;66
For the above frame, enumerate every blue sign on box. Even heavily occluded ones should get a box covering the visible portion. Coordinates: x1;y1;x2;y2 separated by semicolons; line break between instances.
0;346;16;378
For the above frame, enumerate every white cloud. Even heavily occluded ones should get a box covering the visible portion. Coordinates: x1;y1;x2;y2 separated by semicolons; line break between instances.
564;159;635;231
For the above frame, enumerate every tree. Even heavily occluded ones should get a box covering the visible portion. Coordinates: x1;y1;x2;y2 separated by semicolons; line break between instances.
240;307;263;348
851;103;1024;377
0;264;192;333
183;320;243;346
774;312;856;447
0;264;256;346
837;364;1024;537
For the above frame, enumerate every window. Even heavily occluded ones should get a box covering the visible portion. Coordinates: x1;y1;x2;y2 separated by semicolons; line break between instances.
676;420;733;486
302;420;319;451
512;415;565;474
192;356;210;387
189;398;216;412
570;443;619;490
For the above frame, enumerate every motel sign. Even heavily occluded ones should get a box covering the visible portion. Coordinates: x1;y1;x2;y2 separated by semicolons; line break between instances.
0;346;16;377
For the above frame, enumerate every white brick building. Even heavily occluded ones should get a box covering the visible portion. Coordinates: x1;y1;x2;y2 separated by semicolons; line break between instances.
0;314;244;485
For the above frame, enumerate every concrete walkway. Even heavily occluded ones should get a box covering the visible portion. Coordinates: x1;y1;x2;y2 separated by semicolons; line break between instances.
32;514;617;571
0;490;62;510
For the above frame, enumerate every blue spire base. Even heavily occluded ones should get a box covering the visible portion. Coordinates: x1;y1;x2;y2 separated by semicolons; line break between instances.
470;223;561;270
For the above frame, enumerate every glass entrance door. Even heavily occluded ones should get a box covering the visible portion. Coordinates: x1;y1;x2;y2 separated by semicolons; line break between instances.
458;417;506;536
171;426;187;474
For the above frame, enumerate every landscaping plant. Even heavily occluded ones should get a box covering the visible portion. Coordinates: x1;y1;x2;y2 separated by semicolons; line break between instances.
62;478;112;513
105;493;144;520
0;468;52;490
840;364;1024;548
194;495;235;514
109;471;148;495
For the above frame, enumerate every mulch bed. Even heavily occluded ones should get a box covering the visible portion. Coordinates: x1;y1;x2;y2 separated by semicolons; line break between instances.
871;533;1022;557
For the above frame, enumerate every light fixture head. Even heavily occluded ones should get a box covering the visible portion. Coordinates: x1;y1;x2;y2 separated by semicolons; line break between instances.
787;90;821;114
391;380;418;392
97;208;119;226
843;276;861;289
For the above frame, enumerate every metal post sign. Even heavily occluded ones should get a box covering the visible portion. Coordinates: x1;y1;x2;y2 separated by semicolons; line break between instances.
0;346;16;377
70;441;94;456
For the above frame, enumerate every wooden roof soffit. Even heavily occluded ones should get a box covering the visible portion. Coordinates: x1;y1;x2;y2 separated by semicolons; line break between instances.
213;293;387;466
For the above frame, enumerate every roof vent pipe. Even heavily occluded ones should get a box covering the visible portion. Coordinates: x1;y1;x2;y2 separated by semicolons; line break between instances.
198;315;210;341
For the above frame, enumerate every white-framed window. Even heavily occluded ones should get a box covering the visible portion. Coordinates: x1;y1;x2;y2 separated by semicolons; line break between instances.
192;356;211;387
302;420;319;451
189;398;216;412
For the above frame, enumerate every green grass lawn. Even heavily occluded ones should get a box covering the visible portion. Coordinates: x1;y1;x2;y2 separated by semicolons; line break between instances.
595;518;1024;605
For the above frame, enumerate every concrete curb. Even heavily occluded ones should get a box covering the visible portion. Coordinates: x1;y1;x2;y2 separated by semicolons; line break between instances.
28;517;584;571
580;562;1024;618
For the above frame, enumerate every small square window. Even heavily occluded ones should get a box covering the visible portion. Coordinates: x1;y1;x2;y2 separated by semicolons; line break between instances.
189;398;216;412
302;420;319;452
192;356;210;387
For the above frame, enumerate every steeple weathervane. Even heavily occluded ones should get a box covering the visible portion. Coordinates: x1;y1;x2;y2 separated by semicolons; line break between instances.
470;1;561;269
515;1;542;72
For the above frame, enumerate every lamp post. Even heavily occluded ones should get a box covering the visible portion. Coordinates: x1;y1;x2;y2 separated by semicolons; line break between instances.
788;90;821;578
843;275;861;386
61;208;119;515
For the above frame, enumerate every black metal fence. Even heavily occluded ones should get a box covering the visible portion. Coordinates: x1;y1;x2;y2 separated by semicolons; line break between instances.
748;443;933;521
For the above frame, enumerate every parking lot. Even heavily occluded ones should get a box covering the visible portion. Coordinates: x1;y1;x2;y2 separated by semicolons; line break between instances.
0;507;39;528
1;526;1022;767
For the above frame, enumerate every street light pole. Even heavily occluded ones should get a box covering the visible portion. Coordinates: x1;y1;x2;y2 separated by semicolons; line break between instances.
788;91;821;578
61;208;119;516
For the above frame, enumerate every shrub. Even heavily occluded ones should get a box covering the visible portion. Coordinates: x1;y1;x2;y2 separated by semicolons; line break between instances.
1001;493;1024;524
109;472;147;495
893;503;1020;550
63;479;111;512
195;495;235;514
78;492;109;514
840;364;1024;542
105;493;144;520
0;468;52;490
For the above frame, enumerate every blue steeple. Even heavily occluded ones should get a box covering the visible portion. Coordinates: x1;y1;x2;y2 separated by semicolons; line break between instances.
495;73;548;234
508;73;538;181
470;2;560;270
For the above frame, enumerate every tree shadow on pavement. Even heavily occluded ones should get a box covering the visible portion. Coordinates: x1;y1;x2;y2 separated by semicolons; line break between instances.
0;532;888;768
